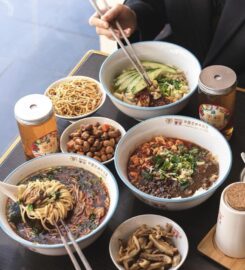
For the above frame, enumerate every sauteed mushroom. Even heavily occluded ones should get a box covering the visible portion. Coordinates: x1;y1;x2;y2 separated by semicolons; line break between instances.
117;224;181;270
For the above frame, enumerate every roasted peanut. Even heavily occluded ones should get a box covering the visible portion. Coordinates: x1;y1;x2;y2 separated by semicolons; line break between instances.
86;152;93;157
82;141;90;152
84;124;93;131
108;130;119;138
105;146;114;154
74;138;83;145
74;144;81;151
94;151;101;157
103;140;111;147
100;147;106;154
90;147;96;153
81;131;90;140
93;156;101;162
93;130;102;138
107;153;113;159
93;139;100;148
101;132;109;140
109;138;116;146
101;154;108;162
87;137;95;145
80;126;86;132
70;132;80;138
67;140;75;150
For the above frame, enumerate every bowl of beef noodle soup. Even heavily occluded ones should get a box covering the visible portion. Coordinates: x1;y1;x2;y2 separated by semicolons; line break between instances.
115;116;232;210
0;153;119;255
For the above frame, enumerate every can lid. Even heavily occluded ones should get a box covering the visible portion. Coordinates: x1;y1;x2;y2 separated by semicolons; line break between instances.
14;94;54;125
198;65;237;95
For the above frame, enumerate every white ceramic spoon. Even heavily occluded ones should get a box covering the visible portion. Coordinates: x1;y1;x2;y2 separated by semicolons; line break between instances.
0;181;18;202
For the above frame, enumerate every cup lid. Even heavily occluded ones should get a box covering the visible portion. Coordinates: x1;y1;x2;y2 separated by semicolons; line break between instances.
14;94;54;125
198;65;237;95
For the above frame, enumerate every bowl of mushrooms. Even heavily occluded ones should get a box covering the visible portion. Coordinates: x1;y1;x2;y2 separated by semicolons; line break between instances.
60;117;126;164
109;214;188;270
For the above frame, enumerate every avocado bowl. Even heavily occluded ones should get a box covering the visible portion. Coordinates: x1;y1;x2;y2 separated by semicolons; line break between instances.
99;41;201;121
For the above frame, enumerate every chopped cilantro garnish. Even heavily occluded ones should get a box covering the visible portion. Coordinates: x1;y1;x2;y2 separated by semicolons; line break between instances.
141;170;153;181
27;204;34;212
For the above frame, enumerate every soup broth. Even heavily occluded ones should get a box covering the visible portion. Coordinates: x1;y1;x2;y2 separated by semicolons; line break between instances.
6;166;109;244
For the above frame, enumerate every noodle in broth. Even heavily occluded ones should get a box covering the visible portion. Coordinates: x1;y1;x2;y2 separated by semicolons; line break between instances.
6;166;109;244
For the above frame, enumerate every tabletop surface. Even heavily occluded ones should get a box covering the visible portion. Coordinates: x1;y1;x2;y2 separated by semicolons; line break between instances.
0;51;244;270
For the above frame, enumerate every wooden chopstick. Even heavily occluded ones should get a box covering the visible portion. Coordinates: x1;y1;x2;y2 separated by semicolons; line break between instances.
101;0;151;84
89;0;153;88
54;223;82;270
60;220;92;270
237;87;245;93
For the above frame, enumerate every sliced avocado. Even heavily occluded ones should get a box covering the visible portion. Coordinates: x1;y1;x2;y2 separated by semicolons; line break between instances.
142;61;177;74
114;70;137;87
117;73;140;92
131;68;164;94
127;75;142;93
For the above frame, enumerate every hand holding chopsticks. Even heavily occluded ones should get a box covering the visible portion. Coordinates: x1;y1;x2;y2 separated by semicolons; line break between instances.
89;0;153;88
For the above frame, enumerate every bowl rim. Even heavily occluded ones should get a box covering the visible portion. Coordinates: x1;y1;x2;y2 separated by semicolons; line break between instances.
114;115;232;203
99;41;201;111
0;153;119;249
44;75;106;120
109;214;189;270
60;116;127;164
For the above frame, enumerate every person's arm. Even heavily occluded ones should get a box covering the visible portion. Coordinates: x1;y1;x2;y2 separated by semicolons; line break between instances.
125;0;166;40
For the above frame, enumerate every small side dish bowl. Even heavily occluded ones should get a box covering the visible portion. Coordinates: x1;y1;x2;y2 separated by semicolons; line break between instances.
115;115;232;210
60;117;126;164
109;214;188;270
0;153;119;255
100;41;201;121
45;76;106;121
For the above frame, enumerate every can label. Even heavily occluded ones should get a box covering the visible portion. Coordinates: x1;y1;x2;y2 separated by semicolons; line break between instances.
199;104;230;130
31;131;59;157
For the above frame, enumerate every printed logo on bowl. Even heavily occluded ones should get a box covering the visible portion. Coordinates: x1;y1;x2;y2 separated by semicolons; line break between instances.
199;104;230;130
32;131;59;157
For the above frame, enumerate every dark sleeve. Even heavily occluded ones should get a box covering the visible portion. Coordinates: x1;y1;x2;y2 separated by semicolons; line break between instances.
125;0;166;41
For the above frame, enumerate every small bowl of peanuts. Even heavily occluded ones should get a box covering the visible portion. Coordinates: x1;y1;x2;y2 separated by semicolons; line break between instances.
60;117;126;164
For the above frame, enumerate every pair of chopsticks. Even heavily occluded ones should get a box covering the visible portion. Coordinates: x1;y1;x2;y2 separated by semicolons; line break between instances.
55;220;92;270
89;0;153;88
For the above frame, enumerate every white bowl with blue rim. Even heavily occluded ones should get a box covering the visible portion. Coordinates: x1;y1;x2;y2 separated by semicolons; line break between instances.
99;41;201;121
114;115;232;210
0;153;119;255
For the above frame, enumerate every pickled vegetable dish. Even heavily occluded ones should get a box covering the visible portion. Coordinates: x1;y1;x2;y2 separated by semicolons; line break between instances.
113;61;189;107
128;136;219;198
6;166;109;244
117;224;181;270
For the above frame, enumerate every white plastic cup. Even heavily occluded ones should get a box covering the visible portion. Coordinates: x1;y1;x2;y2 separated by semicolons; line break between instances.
215;183;245;258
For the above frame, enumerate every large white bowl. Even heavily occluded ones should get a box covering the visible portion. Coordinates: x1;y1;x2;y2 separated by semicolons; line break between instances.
115;115;232;210
45;76;106;121
0;153;119;255
99;41;201;121
60;117;126;164
109;214;188;270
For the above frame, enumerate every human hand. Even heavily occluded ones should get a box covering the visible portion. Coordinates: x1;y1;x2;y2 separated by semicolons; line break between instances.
89;4;137;40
